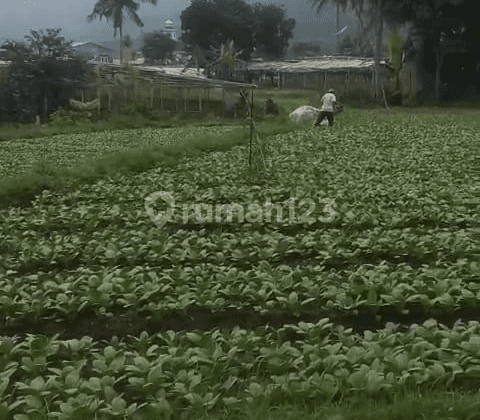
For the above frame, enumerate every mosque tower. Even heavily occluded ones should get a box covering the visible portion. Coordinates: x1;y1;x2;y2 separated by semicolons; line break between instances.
164;19;177;41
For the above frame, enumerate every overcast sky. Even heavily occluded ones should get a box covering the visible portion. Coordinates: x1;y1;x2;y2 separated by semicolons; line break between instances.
0;0;355;45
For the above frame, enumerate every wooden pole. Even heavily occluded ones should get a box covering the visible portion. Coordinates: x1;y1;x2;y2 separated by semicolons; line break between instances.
410;70;412;101
382;85;390;109
222;88;225;117
371;70;375;99
97;87;101;115
150;86;154;110
249;87;254;167
160;85;163;112
347;68;350;95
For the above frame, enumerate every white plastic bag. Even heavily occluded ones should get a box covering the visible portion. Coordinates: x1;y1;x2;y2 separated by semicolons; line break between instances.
289;106;320;123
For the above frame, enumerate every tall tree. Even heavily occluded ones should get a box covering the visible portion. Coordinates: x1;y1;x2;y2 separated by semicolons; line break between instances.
122;33;133;49
142;31;176;64
181;0;255;62
87;0;157;64
0;29;91;123
310;0;384;95
291;40;323;58
387;24;403;92
181;0;295;62
24;28;73;58
253;4;296;60
310;0;480;99
338;34;354;54
122;33;134;62
374;0;383;97
338;25;375;56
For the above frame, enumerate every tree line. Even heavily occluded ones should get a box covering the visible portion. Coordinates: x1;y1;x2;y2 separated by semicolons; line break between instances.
0;29;92;124
310;0;480;99
0;0;295;123
1;0;479;124
141;1;296;65
180;0;295;62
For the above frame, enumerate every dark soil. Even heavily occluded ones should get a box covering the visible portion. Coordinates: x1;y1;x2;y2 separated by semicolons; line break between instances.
2;303;480;342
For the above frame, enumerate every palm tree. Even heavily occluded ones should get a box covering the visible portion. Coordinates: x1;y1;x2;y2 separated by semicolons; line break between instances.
310;0;384;95
122;33;134;62
87;0;157;64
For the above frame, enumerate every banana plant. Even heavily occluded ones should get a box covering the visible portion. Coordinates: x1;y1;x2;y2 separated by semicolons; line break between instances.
210;40;244;81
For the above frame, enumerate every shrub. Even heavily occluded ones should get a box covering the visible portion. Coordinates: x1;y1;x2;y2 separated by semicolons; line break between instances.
49;107;95;126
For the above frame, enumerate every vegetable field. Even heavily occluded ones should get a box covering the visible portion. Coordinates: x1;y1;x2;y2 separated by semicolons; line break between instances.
0;126;235;180
0;111;479;419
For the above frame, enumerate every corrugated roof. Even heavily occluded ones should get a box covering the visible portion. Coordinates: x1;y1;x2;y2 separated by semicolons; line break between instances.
91;63;257;90
247;56;387;73
72;42;113;51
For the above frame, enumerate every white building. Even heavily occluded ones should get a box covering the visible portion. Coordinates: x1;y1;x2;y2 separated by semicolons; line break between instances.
72;42;113;63
164;19;178;41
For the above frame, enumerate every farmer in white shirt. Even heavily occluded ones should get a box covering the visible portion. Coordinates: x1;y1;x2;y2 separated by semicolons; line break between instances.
314;89;342;128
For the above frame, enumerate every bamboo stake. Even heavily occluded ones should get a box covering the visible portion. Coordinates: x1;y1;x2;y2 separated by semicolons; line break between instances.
160;84;163;112
347;68;350;94
97;87;101;115
382;85;390;109
249;87;254;167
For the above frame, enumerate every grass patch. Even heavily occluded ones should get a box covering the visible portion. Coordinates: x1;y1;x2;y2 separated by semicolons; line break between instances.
0;112;229;142
4;87;480;143
254;88;320;115
0;87;370;142
217;390;480;420
0;117;300;209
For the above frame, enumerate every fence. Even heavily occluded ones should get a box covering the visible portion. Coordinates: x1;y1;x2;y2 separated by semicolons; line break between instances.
248;68;389;100
76;63;256;118
80;84;244;118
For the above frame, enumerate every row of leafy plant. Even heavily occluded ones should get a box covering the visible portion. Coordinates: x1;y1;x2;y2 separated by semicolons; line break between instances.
0;215;476;272
0;120;478;323
0;112;479;419
0;259;480;325
2;319;480;419
0;126;235;180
